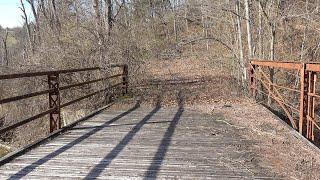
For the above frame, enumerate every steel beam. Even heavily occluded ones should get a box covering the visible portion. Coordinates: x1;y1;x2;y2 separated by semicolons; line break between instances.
306;63;320;72
251;60;302;70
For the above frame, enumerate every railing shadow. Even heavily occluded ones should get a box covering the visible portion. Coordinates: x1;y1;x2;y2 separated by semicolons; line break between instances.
71;120;172;130
84;100;162;179
8;101;141;179
143;90;184;179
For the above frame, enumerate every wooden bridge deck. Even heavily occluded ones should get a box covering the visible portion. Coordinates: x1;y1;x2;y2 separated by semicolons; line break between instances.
0;105;280;179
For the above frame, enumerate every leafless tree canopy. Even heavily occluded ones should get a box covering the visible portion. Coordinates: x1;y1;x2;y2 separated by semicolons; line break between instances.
0;0;318;84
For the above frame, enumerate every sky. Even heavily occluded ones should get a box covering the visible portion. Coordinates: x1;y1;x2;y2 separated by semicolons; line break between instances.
0;0;31;28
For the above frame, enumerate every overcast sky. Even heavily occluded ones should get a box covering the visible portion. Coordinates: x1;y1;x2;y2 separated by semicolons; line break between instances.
0;0;31;28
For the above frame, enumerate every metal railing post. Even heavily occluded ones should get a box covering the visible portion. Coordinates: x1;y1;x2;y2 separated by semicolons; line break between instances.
249;64;256;98
299;64;308;135
307;72;317;141
48;73;61;133
122;65;128;95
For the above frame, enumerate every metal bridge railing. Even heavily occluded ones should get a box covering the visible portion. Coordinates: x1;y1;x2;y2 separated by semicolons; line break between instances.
249;60;320;143
0;64;128;134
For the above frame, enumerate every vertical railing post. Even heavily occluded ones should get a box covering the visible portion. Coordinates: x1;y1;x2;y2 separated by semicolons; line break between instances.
267;67;275;106
299;63;308;135
249;64;256;98
48;73;61;133
307;72;316;141
122;64;128;95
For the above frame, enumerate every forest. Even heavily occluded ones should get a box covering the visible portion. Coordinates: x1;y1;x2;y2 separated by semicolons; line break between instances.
0;1;317;80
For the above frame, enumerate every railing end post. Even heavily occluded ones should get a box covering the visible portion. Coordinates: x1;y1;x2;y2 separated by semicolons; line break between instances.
248;63;256;98
122;64;129;96
48;73;61;133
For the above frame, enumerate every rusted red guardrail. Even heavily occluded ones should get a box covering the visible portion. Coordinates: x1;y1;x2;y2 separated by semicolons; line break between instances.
249;60;320;143
0;64;128;134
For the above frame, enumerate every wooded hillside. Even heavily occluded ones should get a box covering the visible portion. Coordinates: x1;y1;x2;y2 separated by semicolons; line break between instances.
0;1;318;75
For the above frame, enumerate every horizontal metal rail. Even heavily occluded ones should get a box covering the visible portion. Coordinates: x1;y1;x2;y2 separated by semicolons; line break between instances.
60;82;123;108
0;64;128;135
0;67;100;80
251;60;302;70
0;103;114;166
0;108;56;134
306;64;320;72
60;74;123;91
0;65;125;80
0;74;124;105
0;89;54;105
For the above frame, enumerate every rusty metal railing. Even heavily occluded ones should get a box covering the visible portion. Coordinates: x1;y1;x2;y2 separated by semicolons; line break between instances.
249;60;320;143
0;64;128;134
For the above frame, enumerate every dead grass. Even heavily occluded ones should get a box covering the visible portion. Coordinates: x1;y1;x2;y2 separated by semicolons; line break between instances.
130;55;242;107
0;145;11;158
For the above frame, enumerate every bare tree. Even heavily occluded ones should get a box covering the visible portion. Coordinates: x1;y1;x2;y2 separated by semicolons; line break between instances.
104;0;113;36
20;0;34;53
235;0;246;86
92;0;106;65
50;0;61;34
26;0;40;43
258;1;264;59
1;29;8;66
244;0;253;58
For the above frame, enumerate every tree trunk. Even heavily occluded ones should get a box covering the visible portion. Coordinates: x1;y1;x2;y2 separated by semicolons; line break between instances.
20;0;34;54
236;0;246;86
105;0;113;36
27;0;40;43
1;29;8;66
300;0;309;61
92;0;106;65
173;0;178;42
51;0;61;33
244;0;253;58
258;2;264;59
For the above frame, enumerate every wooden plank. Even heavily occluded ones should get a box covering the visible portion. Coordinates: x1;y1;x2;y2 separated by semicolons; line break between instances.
0;108;280;179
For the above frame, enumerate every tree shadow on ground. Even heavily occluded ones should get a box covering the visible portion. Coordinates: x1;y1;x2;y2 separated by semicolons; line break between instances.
143;90;185;179
8;100;142;179
9;87;187;179
84;99;163;179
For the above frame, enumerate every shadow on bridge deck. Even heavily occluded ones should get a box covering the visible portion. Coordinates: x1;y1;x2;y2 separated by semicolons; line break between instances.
0;91;279;179
7;100;142;179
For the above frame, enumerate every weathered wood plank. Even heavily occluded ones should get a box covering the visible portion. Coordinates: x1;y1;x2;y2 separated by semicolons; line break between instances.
0;107;280;179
